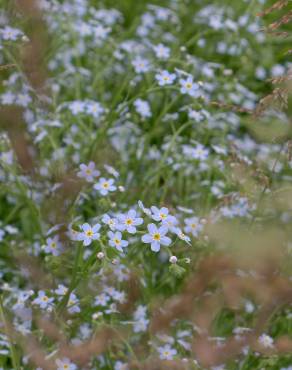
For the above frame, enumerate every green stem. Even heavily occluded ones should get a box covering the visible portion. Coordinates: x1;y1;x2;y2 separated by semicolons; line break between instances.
57;243;83;315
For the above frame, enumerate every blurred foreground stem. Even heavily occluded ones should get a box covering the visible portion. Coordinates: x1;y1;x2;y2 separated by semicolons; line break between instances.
0;295;20;370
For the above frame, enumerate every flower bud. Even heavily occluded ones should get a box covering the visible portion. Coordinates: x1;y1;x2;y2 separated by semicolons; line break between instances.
97;252;104;259
169;255;178;264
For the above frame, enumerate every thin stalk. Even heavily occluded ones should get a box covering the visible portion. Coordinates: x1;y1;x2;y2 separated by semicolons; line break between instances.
57;242;83;315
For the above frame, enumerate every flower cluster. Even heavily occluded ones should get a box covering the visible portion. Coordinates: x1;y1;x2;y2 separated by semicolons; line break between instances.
0;0;291;369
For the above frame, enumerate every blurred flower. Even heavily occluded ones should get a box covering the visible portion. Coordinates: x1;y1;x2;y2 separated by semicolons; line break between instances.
156;70;176;86
132;57;150;73
33;291;54;309
43;235;62;256
258;334;274;348
134;98;152;118
77;162;100;182
56;358;77;370
94;178;117;196
157;344;177;360
179;76;199;97
153;43;170;59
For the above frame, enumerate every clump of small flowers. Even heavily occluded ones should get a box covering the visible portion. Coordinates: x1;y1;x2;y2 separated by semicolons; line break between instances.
0;1;290;369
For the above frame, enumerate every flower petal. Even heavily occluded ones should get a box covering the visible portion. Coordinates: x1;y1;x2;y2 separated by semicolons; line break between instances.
151;241;160;252
142;234;152;243
159;225;168;236
83;238;91;246
148;223;157;234
160;236;171;246
82;223;91;232
92;223;101;233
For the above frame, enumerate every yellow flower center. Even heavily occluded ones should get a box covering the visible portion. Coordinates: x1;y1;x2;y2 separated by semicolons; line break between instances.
51;242;56;248
86;169;92;175
42;296;49;302
153;233;161;241
160;213;167;219
126;218;133;225
86;230;93;237
186;82;192;89
114;238;121;245
191;223;197;229
102;182;109;188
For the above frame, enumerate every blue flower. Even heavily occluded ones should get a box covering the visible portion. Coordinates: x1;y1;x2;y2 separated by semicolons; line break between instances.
116;209;143;234
77;223;101;246
157;344;177;360
150;206;170;223
56;357;77;370
184;217;203;237
44;235;62;256
94;178;117;196
102;213;118;230
33;291;54;309
141;223;171;252
134;98;152;118
108;231;129;252
132;57;150;73
155;70;176;86
153;43;170;59
179;76;199;97
77;161;100;182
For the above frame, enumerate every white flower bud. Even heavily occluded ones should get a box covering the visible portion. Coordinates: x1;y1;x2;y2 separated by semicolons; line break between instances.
223;69;233;76
92;312;102;319
169;255;177;264
97;252;104;259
